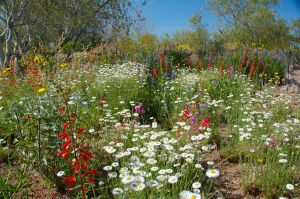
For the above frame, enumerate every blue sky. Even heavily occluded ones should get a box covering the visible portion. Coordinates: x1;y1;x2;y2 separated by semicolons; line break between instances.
139;0;300;37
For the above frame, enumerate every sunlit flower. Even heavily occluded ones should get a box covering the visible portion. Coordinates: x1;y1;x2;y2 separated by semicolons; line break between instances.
37;87;46;93
278;159;288;163
57;171;65;177
168;175;178;184
206;169;220;178
179;190;192;199
286;184;294;190
121;175;134;184
146;180;158;187
192;182;201;189
112;188;123;195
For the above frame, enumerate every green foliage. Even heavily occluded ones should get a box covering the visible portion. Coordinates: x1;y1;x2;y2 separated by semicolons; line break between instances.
209;0;290;49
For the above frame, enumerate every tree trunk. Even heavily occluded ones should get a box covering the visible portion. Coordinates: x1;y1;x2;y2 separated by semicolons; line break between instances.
4;28;12;67
13;42;23;76
0;37;3;67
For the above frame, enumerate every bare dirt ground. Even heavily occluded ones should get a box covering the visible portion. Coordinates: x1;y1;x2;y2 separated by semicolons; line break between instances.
204;150;264;199
287;64;300;94
0;160;70;199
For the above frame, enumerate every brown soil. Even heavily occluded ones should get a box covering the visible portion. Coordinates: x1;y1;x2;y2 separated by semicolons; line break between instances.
0;160;70;199
203;149;265;199
287;64;300;94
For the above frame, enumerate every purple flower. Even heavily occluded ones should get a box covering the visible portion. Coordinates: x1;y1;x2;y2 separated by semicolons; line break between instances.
213;79;219;87
171;70;176;80
229;66;235;80
267;139;277;147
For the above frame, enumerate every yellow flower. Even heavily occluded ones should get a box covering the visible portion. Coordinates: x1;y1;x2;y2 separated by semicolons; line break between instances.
257;158;264;164
37;87;46;93
60;63;70;68
34;55;46;64
176;44;194;52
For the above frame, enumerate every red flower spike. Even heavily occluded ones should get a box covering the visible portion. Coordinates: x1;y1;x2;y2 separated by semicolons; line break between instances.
177;126;181;141
74;162;79;174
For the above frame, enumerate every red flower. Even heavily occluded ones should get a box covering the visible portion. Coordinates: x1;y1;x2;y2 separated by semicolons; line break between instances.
202;118;210;127
58;106;65;112
71;113;77;117
88;170;97;175
64;136;71;143
82;162;88;170
74;162;79;174
177;126;181;141
182;104;190;121
64;175;76;183
152;68;158;78
64;175;76;189
87;177;95;183
58;132;67;138
61;142;70;150
249;62;256;79
63;122;69;130
159;54;165;69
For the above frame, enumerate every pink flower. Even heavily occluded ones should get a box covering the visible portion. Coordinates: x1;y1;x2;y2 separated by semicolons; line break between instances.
135;103;145;113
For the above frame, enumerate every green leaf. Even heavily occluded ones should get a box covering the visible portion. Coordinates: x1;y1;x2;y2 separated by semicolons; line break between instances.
47;136;57;148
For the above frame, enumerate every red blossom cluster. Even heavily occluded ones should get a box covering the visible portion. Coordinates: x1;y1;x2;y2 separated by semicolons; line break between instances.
56;106;97;194
178;103;210;141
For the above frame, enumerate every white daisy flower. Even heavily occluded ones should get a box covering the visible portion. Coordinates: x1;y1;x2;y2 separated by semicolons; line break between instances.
146;180;158;187
112;188;123;195
286;184;294;190
146;158;157;165
168;175;178;184
56;171;65;177
103;165;112;171
206;169;220;178
179;190;192;199
133;183;146;191
121;175;134;184
192;182;201;189
278;159;288;163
